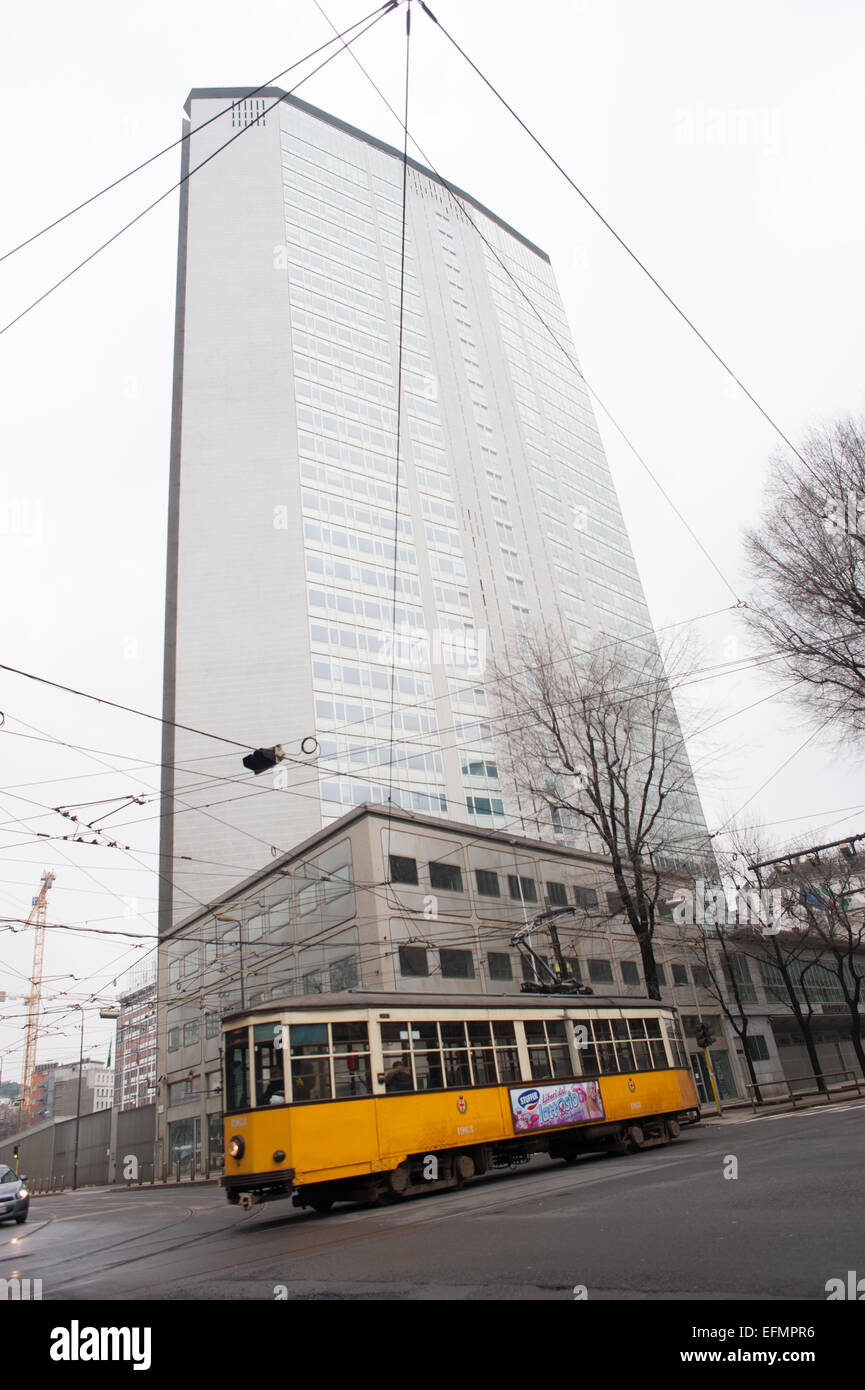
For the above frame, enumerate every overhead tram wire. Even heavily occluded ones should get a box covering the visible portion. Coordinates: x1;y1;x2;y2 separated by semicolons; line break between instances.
311;0;743;606
3;614;846;865
0;2;401;340
0;2;399;268
0;630;847;862
2;593;777;799
418;3;822;489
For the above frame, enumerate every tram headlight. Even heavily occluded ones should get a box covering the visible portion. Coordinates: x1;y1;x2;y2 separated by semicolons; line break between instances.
228;1136;245;1160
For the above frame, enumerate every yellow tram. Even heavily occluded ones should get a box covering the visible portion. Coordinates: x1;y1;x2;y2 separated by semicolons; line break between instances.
221;991;700;1213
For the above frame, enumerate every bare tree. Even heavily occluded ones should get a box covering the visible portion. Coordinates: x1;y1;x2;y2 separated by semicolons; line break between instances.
682;924;765;1103
713;823;832;1092
493;631;715;1000
754;847;865;1081
744;414;865;739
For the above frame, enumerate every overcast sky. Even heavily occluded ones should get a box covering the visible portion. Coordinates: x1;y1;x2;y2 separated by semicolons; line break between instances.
1;0;863;1081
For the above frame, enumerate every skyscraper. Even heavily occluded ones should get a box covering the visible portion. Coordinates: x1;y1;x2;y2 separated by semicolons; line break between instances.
160;87;710;933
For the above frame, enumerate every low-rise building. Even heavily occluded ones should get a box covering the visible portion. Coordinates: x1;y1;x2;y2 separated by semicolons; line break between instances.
113;968;158;1112
156;802;723;1173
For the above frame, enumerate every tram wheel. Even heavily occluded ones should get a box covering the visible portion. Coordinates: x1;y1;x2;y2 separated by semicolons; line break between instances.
308;1195;335;1214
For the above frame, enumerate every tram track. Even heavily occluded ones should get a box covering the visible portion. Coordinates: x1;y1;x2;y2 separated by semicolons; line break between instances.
77;1146;704;1298
2;1204;200;1278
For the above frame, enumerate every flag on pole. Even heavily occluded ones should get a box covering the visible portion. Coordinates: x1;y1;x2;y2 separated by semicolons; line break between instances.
105;1041;111;1069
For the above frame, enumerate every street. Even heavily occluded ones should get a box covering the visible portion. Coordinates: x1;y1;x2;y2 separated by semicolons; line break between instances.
4;1102;863;1301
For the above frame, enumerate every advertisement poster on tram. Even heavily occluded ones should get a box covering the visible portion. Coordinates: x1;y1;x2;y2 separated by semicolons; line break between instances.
509;1080;605;1132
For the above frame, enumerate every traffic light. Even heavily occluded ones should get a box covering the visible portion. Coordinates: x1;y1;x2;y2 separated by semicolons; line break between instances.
696;1023;714;1049
241;744;285;775
12;1144;20;1167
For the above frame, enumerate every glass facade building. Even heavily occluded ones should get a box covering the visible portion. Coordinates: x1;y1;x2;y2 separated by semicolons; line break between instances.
160;88;711;935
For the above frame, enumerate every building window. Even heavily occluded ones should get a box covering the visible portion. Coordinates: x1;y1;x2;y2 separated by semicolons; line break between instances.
440;949;474;980
621;961;640;986
205;1013;219;1039
588;959;613;985
573;885;599;911
745;1034;770;1062
429;861;463;892
168;1028;179;1053
398;945;429;977
389;855;418;885
672;964;689;986
297;883;318;915
183;1021;199;1047
692;966;711;989
508;874;538;903
606;891;625;915
546;881;568;907
168;962;180;986
487;952;512;982
475;869;500;897
562;956;581;982
656;964;667;986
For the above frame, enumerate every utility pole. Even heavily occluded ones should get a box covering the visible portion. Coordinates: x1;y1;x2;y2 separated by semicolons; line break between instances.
72;1005;85;1191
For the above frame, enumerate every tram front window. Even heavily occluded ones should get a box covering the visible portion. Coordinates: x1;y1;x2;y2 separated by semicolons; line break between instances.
225;1028;250;1111
253;1023;285;1106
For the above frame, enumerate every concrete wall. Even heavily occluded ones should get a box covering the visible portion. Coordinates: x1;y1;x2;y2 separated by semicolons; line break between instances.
115;1104;158;1183
53;1110;111;1189
0;1111;109;1189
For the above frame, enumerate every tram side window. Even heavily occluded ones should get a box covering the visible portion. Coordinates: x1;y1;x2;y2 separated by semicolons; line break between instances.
628;1018;652;1071
225;1028;250;1111
332;1022;371;1097
611;1019;636;1071
584;1019;614;1073
645;1018;668;1068
663;1017;689;1069
492;1021;521;1082
253;1023;285;1106
380;1019;521;1091
289;1024;332;1103
581;1018;670;1074
525;1021;572;1080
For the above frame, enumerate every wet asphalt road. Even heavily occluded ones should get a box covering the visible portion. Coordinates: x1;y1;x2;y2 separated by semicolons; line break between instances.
4;1101;863;1301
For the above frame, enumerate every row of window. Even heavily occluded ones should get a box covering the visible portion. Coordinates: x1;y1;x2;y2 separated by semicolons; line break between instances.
388;854;602;910
223;1013;683;1109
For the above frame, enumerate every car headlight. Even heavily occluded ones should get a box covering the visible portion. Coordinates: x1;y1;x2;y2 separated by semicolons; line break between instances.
228;1136;245;1160
18;1188;29;1199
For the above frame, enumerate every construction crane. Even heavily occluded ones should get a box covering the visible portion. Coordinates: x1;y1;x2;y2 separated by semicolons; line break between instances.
19;869;56;1127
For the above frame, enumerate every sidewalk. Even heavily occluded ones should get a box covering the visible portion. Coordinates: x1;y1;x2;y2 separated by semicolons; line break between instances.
698;1089;865;1124
29;1174;221;1199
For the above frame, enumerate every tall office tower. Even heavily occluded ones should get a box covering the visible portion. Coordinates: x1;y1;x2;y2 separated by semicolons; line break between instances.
160;88;711;931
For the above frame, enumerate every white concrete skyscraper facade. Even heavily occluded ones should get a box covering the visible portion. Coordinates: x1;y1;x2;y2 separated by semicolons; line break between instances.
159;87;711;932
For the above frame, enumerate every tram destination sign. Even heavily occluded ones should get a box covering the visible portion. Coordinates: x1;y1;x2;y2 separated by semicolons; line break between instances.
510;1080;605;1133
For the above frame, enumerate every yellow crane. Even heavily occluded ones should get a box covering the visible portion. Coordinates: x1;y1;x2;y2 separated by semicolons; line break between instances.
19;869;56;1126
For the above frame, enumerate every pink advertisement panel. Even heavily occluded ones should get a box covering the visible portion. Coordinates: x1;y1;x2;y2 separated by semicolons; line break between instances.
510;1080;605;1133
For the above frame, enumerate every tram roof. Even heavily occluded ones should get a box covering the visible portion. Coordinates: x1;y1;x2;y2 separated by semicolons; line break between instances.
224;991;673;1023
